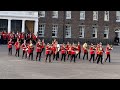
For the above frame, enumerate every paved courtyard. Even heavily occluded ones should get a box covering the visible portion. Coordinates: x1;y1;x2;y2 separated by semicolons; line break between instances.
0;45;120;79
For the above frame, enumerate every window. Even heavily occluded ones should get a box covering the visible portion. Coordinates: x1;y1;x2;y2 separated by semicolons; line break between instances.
65;24;71;38
92;26;97;38
80;11;85;20
39;11;45;17
104;11;109;21
66;11;71;19
52;11;58;18
116;11;120;22
38;24;45;37
79;25;85;38
93;11;98;21
52;24;58;37
104;26;109;39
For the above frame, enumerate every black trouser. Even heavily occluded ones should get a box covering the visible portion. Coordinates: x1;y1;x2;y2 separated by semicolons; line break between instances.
22;51;27;59
56;51;59;59
15;49;20;57
67;54;71;60
41;48;45;55
46;54;51;62
76;51;81;59
95;54;99;61
36;52;41;61
97;55;103;64
83;52;88;60
53;53;57;61
0;38;1;44
21;39;24;45
105;54;111;62
8;48;12;55
70;54;76;63
32;40;36;45
3;39;7;44
61;54;66;62
29;53;33;60
89;54;95;62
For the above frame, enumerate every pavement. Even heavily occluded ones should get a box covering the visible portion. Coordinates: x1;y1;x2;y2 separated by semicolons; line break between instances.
0;45;120;79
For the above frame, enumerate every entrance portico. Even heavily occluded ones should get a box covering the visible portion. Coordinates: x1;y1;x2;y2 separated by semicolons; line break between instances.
0;11;38;35
115;28;120;43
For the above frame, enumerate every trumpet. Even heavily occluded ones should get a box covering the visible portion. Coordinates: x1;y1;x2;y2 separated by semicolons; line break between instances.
110;45;113;50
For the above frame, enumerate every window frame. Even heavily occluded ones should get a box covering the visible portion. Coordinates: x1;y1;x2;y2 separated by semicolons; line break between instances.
38;24;45;37
52;24;58;38
93;11;98;21
80;11;85;20
66;11;71;19
65;24;71;38
52;11;58;18
39;11;45;18
79;25;85;38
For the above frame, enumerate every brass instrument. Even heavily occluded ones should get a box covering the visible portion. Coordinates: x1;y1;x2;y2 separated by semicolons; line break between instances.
83;43;89;51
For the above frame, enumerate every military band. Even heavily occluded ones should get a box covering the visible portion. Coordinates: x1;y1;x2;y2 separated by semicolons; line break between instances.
6;35;113;64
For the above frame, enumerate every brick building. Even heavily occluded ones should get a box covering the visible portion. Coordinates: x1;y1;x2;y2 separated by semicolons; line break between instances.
38;11;120;44
0;11;120;45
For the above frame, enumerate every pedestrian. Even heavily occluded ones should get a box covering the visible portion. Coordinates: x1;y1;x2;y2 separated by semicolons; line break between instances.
21;40;27;59
89;44;95;63
41;39;45;55
76;42;81;59
36;39;42;61
56;41;60;59
97;45;104;64
83;43;88;60
28;40;34;60
14;39;20;57
8;38;13;55
105;44;113;63
61;43;66;62
95;44;100;61
45;43;51;63
70;43;76;63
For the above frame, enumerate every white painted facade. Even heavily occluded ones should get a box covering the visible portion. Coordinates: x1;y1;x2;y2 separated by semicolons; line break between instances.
0;11;38;35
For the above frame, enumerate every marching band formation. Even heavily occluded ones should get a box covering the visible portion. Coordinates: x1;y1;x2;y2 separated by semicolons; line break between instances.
6;31;114;64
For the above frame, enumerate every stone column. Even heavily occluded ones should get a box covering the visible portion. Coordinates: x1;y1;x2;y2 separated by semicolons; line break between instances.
8;19;11;33
34;19;38;35
22;20;25;33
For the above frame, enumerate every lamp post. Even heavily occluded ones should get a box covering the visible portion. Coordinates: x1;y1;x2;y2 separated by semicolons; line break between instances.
63;11;65;43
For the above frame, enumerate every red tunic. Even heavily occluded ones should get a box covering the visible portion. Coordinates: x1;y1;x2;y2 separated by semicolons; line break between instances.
42;42;45;49
105;47;112;55
32;34;36;41
89;47;95;54
8;41;12;48
83;48;88;53
99;48;104;55
96;47;100;55
27;34;30;39
21;34;24;40
14;42;20;50
52;45;56;54
36;43;42;52
77;45;81;52
68;47;71;55
2;33;7;40
28;44;34;54
21;44;27;51
71;50;76;55
61;47;66;54
46;46;51;54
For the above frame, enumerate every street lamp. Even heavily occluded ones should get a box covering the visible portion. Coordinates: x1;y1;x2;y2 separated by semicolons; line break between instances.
63;11;65;43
